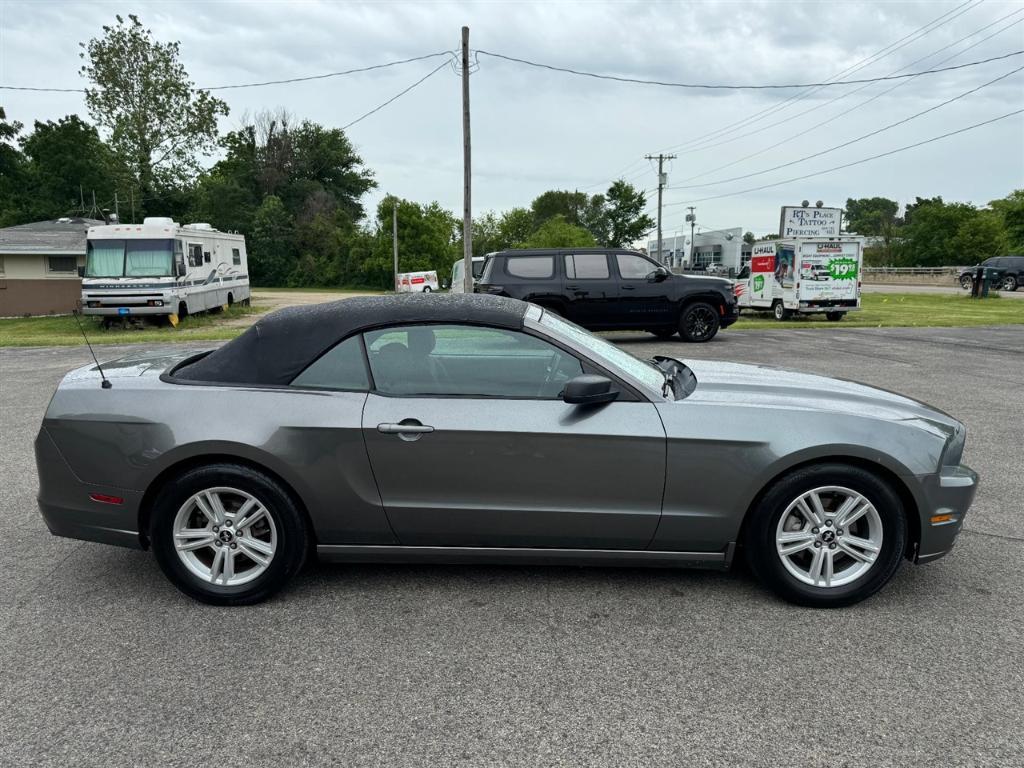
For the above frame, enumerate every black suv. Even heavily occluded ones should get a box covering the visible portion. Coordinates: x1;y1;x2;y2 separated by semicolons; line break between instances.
958;255;1023;292
475;248;738;342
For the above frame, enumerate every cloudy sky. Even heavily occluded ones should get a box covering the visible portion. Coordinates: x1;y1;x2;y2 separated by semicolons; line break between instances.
2;0;1022;237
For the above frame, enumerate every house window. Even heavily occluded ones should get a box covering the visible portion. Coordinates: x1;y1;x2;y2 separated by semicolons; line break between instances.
47;256;78;274
232;248;241;266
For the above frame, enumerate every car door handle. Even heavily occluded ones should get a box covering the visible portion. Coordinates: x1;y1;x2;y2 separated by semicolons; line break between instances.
621;284;636;290
377;422;434;434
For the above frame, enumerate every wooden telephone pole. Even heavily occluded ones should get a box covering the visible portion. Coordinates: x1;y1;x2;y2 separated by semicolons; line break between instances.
461;26;474;293
645;153;676;265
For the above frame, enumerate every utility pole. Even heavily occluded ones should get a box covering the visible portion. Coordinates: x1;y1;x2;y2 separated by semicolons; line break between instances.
392;202;399;291
645;153;676;265
114;191;120;222
461;25;474;293
130;189;135;224
686;206;697;269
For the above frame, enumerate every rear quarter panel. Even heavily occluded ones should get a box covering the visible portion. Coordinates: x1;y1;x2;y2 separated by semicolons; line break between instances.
42;378;392;545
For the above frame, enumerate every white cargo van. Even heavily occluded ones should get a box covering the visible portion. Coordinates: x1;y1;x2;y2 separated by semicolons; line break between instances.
81;218;249;322
449;256;486;293
735;237;863;321
395;270;439;293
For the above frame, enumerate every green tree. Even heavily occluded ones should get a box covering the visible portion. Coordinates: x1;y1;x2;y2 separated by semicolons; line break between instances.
79;14;229;205
523;215;596;248
365;196;460;290
845;197;901;262
0;107;26;226
249;195;294;286
988;190;1024;251
950;212;1008;264
896;198;977;266
596;180;654;247
497;207;535;248
743;231;756;244
19;115;119;221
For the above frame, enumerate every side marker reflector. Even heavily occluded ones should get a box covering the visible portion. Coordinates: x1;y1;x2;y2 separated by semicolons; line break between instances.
89;493;124;505
930;513;955;525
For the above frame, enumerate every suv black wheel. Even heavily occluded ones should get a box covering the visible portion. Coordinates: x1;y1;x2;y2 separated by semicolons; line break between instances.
743;463;907;608
959;274;973;290
150;463;309;605
1001;275;1018;292
679;302;720;343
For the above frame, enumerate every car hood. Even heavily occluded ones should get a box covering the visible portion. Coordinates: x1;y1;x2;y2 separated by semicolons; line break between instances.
681;359;960;431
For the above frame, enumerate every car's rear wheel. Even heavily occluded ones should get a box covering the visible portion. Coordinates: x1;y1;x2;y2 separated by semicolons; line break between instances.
1001;275;1017;292
959;274;974;290
679;302;720;342
743;463;906;607
150;464;308;605
649;328;678;339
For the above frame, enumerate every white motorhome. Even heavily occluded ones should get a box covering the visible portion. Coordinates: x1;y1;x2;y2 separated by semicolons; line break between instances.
735;236;863;321
81;218;249;322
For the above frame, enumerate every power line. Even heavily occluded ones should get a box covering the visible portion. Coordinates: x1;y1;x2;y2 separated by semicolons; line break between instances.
667;64;1024;190
659;0;984;155
672;9;1024;183
662;108;1024;208
474;48;1024;90
341;58;452;130
0;51;455;93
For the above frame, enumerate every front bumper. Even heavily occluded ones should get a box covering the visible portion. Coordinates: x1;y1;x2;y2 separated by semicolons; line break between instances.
81;304;172;317
913;464;978;564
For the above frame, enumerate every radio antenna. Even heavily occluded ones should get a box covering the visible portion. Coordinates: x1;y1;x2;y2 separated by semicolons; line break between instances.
73;310;112;389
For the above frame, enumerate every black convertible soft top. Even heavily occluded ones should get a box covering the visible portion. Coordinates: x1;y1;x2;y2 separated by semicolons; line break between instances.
172;293;528;386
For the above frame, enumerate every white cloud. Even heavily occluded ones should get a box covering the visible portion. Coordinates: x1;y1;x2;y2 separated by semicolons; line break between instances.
2;0;1022;234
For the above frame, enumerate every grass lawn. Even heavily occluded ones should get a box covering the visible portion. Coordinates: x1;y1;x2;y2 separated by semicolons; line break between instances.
733;293;1024;330
1;292;1020;348
0;303;264;348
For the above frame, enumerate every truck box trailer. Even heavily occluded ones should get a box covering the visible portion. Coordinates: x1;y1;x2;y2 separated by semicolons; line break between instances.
735;236;863;321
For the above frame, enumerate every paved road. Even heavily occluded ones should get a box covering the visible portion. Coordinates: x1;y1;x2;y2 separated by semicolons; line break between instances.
861;282;1024;299
2;327;1023;767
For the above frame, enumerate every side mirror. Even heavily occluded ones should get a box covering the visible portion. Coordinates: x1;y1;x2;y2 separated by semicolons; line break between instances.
77;266;85;278
562;374;619;405
648;269;669;282
176;260;187;277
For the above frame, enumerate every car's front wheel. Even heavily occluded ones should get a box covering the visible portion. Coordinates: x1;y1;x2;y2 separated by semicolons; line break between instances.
959;274;974;290
1001;275;1017;292
743;463;907;607
150;464;309;605
679;302;720;342
772;300;790;321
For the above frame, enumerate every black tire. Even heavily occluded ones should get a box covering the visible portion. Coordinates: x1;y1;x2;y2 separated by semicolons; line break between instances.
772;301;790;321
1001;275;1018;292
422;286;432;293
150;463;309;605
742;463;907;608
679;302;720;343
177;301;188;320
959;275;973;290
227;292;234;307
650;328;678;340
825;311;844;322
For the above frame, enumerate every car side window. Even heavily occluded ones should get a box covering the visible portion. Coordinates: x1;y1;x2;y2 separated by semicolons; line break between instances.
291;335;370;391
616;253;659;280
564;253;610;279
506;256;554;279
364;324;583;399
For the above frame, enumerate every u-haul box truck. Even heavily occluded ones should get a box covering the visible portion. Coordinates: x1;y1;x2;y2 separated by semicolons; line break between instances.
735;237;863;321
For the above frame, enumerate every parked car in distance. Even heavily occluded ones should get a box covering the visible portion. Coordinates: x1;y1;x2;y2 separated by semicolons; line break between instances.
958;255;1023;291
475;248;738;342
704;262;730;276
447;256;486;292
36;294;977;608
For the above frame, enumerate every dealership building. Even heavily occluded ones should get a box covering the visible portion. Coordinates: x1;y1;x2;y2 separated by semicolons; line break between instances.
647;227;749;273
0;217;99;317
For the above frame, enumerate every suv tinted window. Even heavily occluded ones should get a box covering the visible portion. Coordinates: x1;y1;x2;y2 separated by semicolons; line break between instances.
506;256;554;279
564;253;610;279
617;253;660;280
291;335;370;391
364;324;582;398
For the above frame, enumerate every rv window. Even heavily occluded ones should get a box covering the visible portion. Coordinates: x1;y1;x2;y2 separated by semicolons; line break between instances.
232;248;241;266
188;244;203;268
204;252;211;264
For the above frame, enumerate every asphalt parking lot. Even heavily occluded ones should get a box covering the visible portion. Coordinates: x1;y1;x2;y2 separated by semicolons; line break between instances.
2;325;1022;767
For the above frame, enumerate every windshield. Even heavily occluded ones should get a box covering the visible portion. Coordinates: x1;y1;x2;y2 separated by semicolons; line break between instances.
86;239;174;278
536;309;667;393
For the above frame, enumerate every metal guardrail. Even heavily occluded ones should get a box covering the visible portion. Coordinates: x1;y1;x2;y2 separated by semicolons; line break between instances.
863;267;962;275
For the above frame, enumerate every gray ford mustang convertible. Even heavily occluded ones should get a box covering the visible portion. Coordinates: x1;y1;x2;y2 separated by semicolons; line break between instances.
36;294;977;607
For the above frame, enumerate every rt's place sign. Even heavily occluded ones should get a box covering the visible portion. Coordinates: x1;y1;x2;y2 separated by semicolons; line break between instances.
779;206;842;237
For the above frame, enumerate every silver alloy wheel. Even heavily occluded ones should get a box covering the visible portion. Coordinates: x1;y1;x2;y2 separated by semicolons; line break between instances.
775;485;883;588
172;487;277;587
